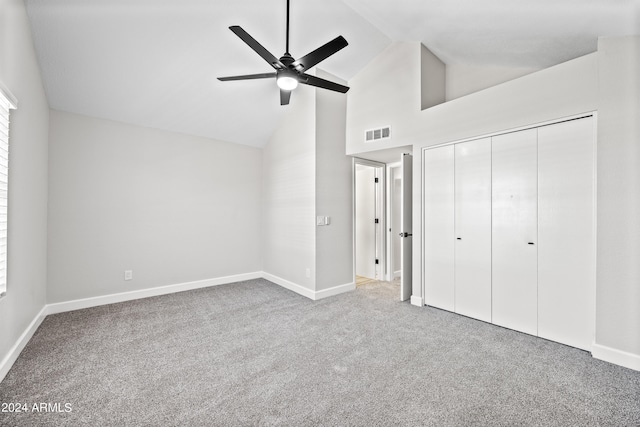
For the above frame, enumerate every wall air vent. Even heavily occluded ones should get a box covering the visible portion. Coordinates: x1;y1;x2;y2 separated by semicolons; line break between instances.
365;126;391;142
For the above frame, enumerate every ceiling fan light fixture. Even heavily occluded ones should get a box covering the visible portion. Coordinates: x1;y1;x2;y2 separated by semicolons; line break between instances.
276;74;299;91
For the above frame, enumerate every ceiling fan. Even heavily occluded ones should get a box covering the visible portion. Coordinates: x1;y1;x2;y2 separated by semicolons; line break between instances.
217;0;350;105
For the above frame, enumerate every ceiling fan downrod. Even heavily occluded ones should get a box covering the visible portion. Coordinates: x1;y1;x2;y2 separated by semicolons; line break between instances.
285;0;291;55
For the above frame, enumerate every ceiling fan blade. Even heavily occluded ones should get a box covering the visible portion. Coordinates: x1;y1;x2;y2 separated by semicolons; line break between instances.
300;74;350;93
217;72;276;81
280;89;292;105
292;36;348;71
229;26;284;69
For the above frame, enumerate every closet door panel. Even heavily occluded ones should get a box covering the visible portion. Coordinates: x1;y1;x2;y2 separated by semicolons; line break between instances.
454;138;492;322
423;146;455;311
538;117;595;350
492;129;538;336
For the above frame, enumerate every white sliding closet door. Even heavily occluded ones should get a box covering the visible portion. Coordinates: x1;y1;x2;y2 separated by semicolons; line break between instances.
492;129;538;336
454;138;492;322
538;117;595;350
423;146;455;311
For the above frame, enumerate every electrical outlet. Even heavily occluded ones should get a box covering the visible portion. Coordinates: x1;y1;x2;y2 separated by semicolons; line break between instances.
124;270;133;281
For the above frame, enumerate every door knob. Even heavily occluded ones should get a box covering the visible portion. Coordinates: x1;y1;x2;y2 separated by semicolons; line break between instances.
399;232;412;238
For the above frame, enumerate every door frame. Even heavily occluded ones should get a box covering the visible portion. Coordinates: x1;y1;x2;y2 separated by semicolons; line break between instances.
352;158;386;283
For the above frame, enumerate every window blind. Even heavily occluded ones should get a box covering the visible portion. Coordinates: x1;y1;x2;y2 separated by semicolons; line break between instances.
0;87;16;298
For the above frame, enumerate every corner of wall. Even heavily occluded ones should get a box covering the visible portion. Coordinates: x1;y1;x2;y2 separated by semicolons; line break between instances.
420;44;446;110
314;69;353;292
0;0;50;384
261;82;317;292
594;35;640;368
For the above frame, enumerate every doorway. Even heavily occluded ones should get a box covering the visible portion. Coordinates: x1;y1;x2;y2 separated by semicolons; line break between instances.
353;151;413;302
354;159;385;284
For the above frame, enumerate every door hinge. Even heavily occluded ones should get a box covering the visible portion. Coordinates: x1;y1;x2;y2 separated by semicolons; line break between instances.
375;218;379;224
375;259;379;265
374;177;379;183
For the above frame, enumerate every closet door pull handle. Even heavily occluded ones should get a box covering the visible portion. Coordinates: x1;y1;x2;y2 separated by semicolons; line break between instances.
456;237;462;240
528;242;535;245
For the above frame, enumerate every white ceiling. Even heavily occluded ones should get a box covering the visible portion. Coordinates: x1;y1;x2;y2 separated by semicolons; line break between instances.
25;0;639;148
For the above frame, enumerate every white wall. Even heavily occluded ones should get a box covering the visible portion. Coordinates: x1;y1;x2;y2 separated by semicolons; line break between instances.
346;42;423;156
348;48;598;157
0;0;49;375
595;36;640;363
315;70;353;291
47;110;262;303
262;86;316;291
445;64;540;101
410;54;597;148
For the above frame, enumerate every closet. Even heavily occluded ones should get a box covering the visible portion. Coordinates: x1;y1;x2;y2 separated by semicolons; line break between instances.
422;116;595;351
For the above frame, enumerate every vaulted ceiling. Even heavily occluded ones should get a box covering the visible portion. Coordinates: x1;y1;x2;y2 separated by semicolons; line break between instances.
25;0;639;147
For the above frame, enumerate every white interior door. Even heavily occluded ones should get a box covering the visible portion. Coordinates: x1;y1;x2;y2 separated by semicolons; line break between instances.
492;129;538;336
355;165;376;279
538;117;595;350
400;153;412;301
454;138;492;322
423;146;455;311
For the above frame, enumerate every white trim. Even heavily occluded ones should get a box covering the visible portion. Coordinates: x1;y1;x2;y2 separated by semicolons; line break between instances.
421;111;596;152
411;295;423;307
592;342;640;372
261;272;354;301
0;306;47;383
46;272;262;315
314;281;355;300
591;112;599;349
261;272;315;300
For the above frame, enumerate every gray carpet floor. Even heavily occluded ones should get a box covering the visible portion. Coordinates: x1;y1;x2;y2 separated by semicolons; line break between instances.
1;278;639;426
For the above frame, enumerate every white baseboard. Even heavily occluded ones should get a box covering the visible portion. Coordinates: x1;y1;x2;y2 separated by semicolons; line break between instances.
314;281;355;300
261;272;315;300
592;342;640;372
410;295;423;307
46;272;262;315
0;306;47;383
261;272;355;301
